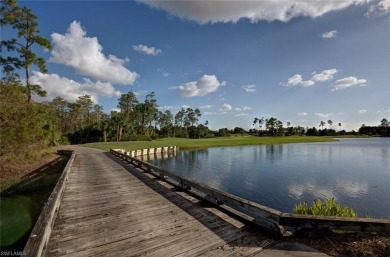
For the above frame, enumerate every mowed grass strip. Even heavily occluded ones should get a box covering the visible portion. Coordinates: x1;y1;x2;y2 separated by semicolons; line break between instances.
82;135;335;152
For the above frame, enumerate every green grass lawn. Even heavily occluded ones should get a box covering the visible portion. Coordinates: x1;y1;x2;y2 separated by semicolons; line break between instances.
82;135;336;151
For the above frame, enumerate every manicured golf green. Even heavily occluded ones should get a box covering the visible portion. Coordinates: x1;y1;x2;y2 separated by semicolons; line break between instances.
83;135;336;151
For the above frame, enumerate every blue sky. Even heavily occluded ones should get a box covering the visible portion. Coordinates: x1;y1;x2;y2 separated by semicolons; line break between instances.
10;0;390;130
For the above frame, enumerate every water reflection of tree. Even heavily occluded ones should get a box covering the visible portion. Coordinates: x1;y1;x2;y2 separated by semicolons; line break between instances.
265;144;283;163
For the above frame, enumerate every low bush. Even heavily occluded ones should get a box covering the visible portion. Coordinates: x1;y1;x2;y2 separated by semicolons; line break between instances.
293;198;357;217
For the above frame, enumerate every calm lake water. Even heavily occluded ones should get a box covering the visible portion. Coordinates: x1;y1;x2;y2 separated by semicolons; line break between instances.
149;138;390;218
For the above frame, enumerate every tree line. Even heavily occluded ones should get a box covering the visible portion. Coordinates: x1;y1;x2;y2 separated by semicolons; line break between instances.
251;117;390;137
50;92;211;144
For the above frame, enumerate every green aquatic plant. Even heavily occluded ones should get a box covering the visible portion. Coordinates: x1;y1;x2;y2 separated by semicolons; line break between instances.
293;198;357;218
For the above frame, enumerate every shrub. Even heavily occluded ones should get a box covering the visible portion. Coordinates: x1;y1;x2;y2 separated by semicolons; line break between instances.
293;198;357;218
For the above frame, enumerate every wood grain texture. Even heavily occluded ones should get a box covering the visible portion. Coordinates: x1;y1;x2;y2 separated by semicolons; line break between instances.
42;147;278;257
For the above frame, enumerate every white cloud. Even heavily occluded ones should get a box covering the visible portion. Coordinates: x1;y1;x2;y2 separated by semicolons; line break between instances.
205;111;218;115
287;74;303;86
315;112;333;118
108;55;129;65
359;109;368;114
138;0;370;23
182;104;192;109
243;84;256;92
219;103;232;112
297;112;308;116
170;74;223;97
200;105;213;109
50;21;138;85
31;71;121;103
311;69;338;82
158;106;177;111
300;80;315;87
235;113;249;117
133;44;162;56
331;76;367;91
282;68;338;88
284;74;314;87
235;106;253;111
322;30;338;39
366;0;390;16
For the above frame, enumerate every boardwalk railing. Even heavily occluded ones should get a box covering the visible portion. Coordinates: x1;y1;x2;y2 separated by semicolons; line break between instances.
111;148;390;235
23;150;75;257
113;146;177;158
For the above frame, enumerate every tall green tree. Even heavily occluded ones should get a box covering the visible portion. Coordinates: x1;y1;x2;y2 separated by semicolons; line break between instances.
76;95;93;126
265;117;284;136
50;96;69;133
157;110;174;137
99;116;110;142
67;102;83;132
135;92;158;135
110;110;123;142
118;92;138;121
175;108;185;127
380;118;389;136
91;104;104;124
0;0;52;103
252;117;264;135
117;91;138;138
174;108;185;137
185;108;202;127
0;82;48;161
380;118;389;128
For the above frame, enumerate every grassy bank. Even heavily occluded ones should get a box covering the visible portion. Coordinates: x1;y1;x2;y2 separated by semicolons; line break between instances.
83;135;336;151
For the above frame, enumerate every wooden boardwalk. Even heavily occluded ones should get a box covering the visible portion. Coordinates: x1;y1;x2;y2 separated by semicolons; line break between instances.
42;147;326;257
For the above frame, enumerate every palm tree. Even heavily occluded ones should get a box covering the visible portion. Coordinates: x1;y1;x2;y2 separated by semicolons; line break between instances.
327;120;333;128
319;121;326;129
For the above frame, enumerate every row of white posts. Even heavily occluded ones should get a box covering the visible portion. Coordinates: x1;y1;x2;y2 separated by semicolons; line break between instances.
112;146;178;158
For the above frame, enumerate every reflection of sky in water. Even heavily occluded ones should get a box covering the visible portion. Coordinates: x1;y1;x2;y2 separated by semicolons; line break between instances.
150;138;390;218
288;180;336;201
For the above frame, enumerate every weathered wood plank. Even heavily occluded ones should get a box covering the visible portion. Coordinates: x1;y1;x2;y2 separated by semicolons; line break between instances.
280;213;390;232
